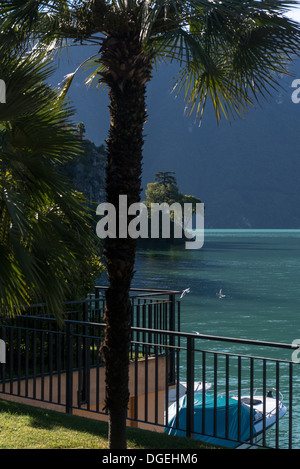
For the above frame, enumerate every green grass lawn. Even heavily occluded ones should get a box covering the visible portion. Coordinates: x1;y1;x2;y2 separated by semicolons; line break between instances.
0;399;216;449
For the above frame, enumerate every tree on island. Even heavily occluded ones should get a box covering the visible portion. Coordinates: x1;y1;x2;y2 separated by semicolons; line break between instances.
2;0;300;449
145;171;201;215
154;171;177;188
76;121;86;139
144;171;202;241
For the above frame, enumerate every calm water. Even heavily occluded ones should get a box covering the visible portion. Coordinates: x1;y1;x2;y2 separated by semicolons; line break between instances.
134;230;300;344
132;230;300;447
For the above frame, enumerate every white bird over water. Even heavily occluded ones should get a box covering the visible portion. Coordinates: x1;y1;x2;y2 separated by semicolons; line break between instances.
180;288;191;299
216;288;226;299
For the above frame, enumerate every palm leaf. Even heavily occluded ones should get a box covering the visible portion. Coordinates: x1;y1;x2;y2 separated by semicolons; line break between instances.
149;1;300;121
0;44;102;324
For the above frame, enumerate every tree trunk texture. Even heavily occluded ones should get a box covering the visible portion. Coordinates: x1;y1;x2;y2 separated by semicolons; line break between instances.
99;20;151;450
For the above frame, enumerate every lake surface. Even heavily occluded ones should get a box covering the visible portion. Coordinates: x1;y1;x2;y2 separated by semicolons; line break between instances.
132;230;300;448
133;230;300;345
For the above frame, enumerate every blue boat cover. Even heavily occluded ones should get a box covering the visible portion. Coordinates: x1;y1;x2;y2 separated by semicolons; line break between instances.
165;392;257;448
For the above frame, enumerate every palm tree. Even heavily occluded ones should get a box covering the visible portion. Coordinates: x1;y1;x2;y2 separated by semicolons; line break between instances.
2;0;300;449
0;42;103;325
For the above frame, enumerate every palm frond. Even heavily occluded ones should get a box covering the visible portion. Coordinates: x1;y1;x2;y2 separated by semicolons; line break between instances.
57;53;100;99
2;0;300;123
148;0;300;122
0;45;102;324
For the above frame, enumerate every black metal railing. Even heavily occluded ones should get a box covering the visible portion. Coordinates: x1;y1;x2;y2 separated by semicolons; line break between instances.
0;293;299;449
24;285;181;335
94;285;181;331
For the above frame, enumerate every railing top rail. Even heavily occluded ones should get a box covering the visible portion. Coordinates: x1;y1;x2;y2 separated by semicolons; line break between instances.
137;292;180;297
24;298;174;312
18;298;97;309
18;288;181;312
95;285;182;297
130;326;298;351
2;314;298;352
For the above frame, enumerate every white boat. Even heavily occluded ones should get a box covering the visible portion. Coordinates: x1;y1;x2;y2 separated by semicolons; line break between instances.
168;381;212;404
231;388;287;449
165;387;287;449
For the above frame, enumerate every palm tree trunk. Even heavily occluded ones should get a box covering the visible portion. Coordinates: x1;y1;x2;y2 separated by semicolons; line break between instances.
99;26;151;449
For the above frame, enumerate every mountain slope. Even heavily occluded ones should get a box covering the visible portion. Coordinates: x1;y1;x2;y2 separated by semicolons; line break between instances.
49;46;300;228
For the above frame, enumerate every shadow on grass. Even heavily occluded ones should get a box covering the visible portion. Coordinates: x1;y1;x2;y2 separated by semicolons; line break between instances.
0;399;214;449
0;399;107;433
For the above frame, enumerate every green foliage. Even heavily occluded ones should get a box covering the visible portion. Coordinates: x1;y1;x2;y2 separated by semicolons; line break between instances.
145;171;201;205
144;171;201;221
0;47;104;325
76;121;86;139
154;171;177;187
145;182;181;207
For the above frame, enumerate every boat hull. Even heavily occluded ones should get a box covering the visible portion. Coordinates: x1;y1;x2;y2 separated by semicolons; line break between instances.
165;391;287;449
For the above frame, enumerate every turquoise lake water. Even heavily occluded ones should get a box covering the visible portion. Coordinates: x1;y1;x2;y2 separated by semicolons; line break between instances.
134;230;300;344
132;230;300;447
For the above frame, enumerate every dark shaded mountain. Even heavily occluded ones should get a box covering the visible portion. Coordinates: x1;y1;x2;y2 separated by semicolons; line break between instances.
61;138;106;205
49;46;300;228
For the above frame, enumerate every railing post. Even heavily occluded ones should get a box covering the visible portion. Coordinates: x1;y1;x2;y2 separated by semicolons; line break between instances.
289;362;293;450
168;293;176;384
95;287;100;322
186;336;195;438
66;322;73;414
82;301;90;406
